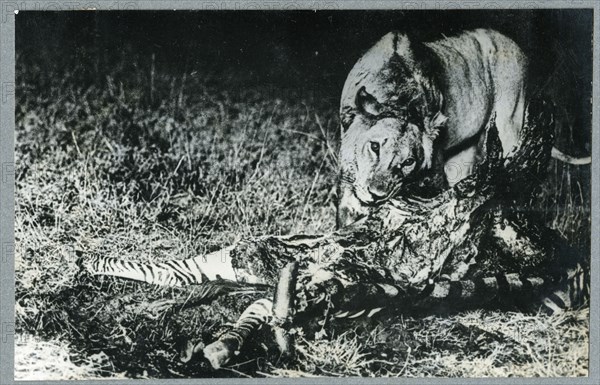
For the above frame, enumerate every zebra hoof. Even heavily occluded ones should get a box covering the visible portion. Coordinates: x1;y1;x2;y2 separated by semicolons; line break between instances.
203;340;234;369
179;340;205;363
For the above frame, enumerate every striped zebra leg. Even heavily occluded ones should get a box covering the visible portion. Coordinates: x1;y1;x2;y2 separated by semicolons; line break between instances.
415;267;589;315
202;262;299;369
413;274;547;311
539;263;590;315
328;267;589;322
203;298;273;369
81;246;238;287
83;256;191;286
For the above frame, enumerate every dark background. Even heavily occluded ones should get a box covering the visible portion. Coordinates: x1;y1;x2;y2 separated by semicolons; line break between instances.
16;10;594;151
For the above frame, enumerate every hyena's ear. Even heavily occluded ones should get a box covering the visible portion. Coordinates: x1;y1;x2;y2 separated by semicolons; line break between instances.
355;86;383;117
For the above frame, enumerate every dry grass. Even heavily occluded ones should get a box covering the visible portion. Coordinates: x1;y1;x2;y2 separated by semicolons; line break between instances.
14;47;590;378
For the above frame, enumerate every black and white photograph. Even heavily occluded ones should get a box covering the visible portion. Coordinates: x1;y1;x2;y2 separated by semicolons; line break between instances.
13;8;592;379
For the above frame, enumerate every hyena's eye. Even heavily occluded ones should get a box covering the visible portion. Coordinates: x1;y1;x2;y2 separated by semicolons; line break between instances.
370;141;380;155
402;157;415;167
